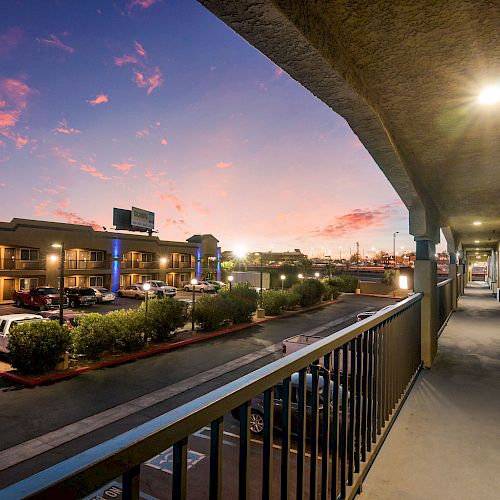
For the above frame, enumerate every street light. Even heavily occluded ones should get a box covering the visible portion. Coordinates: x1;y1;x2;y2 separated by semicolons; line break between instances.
280;274;286;291
51;243;65;326
255;252;264;307
228;275;233;291
190;278;198;330
393;231;399;269
314;272;320;279
298;273;304;281
142;283;151;315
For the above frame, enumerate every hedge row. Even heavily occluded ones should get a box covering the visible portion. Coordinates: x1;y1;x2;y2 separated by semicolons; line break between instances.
8;298;189;373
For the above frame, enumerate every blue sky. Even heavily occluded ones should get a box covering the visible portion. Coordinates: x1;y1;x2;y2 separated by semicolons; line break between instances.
0;0;429;256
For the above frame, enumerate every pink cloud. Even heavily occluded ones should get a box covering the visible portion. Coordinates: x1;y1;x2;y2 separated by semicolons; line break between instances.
112;162;134;173
133;67;163;94
310;205;396;238
158;192;182;212
0;78;32;111
127;0;159;10
37;34;75;54
134;41;147;57
191;202;208;216
87;94;108;106
52;146;78;165
14;135;28;149
160;137;168;145
216;161;233;169
53;209;103;231
144;168;171;187
80;164;111;180
274;67;285;79
0;27;24;56
54;119;81;135
164;218;185;227
0;111;18;127
34;200;50;216
58;197;71;209
136;128;149;139
114;54;139;66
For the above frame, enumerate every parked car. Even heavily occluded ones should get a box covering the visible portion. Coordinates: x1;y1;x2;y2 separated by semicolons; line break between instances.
12;287;68;311
356;305;394;322
0;314;46;353
64;287;97;308
144;280;177;298
203;280;227;291
40;310;84;327
231;372;340;435
116;284;156;299
183;281;216;293
91;287;116;303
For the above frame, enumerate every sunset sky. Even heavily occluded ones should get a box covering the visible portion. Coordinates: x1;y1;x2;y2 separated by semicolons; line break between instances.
0;0;438;256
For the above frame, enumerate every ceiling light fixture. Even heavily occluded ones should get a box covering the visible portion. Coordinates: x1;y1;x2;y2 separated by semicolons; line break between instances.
473;221;482;226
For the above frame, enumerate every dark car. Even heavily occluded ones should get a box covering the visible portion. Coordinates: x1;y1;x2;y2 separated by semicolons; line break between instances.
40;310;84;327
64;287;97;308
232;372;341;435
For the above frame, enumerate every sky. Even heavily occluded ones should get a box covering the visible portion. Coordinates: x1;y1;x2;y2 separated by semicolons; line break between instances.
0;0;436;257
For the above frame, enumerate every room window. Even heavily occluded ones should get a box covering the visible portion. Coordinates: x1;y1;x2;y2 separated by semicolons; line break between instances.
89;276;104;287
90;251;104;261
20;248;39;261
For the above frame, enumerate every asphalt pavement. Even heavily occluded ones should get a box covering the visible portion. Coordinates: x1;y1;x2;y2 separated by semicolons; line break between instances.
0;294;395;489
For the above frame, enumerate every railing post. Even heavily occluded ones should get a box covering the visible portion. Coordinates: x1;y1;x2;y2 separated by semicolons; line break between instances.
449;254;458;310
414;240;439;368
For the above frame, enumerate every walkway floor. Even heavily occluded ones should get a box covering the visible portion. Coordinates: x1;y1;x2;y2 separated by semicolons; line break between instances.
362;282;500;499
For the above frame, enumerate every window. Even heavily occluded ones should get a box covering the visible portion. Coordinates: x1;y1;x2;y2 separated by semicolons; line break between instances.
90;251;104;261
180;273;189;282
19;278;38;290
89;276;104;287
141;253;152;262
65;277;77;287
20;248;39;261
180;254;189;262
140;275;152;283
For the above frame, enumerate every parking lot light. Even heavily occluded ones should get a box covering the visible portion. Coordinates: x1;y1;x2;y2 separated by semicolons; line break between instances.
51;242;65;325
280;274;285;291
190;278;198;330
314;272;320;279
143;283;151;315
228;275;234;291
298;273;304;281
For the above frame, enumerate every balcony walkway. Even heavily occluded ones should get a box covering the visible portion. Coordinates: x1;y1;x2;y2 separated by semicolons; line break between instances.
362;282;500;499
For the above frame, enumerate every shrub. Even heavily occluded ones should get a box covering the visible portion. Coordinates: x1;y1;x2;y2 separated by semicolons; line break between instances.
105;309;146;352
284;291;301;310
193;294;231;331
141;298;189;341
321;277;341;300
291;279;325;307
382;269;397;287
222;284;258;324
8;321;71;374
262;290;288;315
72;313;114;358
329;274;359;293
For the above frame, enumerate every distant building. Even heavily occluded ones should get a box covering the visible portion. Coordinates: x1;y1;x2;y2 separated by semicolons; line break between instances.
0;219;221;299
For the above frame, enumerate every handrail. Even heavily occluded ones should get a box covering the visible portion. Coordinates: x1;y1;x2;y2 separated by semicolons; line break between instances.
437;277;453;287
1;292;423;499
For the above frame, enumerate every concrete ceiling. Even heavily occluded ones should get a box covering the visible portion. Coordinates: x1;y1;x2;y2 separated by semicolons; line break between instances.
199;0;500;249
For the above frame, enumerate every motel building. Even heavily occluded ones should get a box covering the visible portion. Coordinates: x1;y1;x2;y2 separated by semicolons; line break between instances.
0;218;221;300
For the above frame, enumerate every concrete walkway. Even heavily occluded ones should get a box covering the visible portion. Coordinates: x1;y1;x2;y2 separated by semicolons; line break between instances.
362;282;500;500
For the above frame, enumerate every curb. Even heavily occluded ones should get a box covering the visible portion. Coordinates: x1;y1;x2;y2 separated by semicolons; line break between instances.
347;292;404;300
0;298;343;387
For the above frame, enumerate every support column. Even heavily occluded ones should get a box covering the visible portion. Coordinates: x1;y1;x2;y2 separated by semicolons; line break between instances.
414;240;439;368
449;253;458;310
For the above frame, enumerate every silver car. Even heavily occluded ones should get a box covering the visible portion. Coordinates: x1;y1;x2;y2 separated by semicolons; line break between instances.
91;287;116;303
183;281;216;293
117;284;156;300
144;280;177;298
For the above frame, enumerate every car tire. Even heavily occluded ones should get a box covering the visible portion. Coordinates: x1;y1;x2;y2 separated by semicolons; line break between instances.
200;288;205;293
70;300;76;308
184;287;190;292
157;291;164;298
117;292;123;297
249;410;265;435
15;299;23;308
135;294;141;300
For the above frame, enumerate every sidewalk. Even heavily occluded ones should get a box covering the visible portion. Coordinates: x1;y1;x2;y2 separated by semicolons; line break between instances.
361;282;500;499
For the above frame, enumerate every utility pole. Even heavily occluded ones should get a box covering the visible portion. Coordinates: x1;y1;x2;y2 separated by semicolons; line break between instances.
393;231;399;269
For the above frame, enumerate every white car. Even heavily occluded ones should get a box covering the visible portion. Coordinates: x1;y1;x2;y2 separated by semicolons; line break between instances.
91;287;116;303
144;280;177;298
356;305;394;322
116;284;156;300
0;314;46;353
183;281;216;293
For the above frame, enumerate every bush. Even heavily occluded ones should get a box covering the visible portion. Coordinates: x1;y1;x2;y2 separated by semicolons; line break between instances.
329;274;359;293
105;309;146;352
262;290;288;315
284;291;301;310
141;298;189;341
291;279;325;307
193;294;231;331
8;321;71;374
72;313;114;358
382;269;397;287
222;284;259;324
321;277;341;300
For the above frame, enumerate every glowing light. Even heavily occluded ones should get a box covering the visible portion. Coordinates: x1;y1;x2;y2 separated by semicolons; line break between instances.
191;278;198;285
314;272;320;278
280;275;286;281
473;221;482;226
474;240;480;243
49;255;58;263
298;273;304;280
228;276;234;282
399;276;408;290
142;283;151;291
478;85;500;105
233;245;247;258
160;257;167;265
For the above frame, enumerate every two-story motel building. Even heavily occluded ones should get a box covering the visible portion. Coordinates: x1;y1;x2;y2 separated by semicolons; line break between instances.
0;218;221;300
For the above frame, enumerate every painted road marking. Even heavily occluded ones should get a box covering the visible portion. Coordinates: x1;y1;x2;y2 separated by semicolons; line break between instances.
146;447;205;475
83;480;159;500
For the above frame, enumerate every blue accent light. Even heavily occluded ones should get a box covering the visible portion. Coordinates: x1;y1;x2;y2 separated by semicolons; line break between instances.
196;247;202;280
217;247;221;281
111;239;121;293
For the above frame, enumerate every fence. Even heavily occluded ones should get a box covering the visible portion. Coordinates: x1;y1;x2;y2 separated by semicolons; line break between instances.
1;293;423;500
437;278;454;334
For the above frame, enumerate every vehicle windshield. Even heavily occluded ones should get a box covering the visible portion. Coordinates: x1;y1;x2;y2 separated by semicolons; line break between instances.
38;288;58;295
95;287;108;292
13;318;44;326
152;281;166;287
79;289;95;296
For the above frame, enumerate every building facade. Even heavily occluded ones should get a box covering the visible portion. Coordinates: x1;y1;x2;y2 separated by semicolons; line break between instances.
0;219;221;300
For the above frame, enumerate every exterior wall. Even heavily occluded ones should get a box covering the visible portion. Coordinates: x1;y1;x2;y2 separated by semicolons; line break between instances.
0;219;205;298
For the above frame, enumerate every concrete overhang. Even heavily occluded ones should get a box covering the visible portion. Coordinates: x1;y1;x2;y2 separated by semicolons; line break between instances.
199;1;500;247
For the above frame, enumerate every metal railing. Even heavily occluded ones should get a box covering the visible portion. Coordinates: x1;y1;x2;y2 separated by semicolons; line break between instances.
1;293;422;500
0;259;45;271
121;259;158;270
65;260;110;270
437;278;453;332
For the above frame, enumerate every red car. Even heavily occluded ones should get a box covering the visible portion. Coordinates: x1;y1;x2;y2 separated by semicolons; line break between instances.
12;287;68;311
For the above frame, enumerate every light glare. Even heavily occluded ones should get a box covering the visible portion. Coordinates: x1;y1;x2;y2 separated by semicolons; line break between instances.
478;85;500;104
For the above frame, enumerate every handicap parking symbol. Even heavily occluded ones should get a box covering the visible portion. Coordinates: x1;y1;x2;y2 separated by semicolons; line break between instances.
146;447;205;474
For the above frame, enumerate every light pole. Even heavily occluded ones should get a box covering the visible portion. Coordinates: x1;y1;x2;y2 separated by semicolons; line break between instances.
190;278;198;330
393;231;399;269
51;243;65;326
228;275;233;291
356;241;360;292
256;252;263;307
280;274;285;291
143;283;151;315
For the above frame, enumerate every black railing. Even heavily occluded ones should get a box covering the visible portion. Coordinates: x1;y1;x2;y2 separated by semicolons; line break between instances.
0;259;45;270
65;260;110;270
121;259;157;270
437;278;454;333
0;294;422;500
